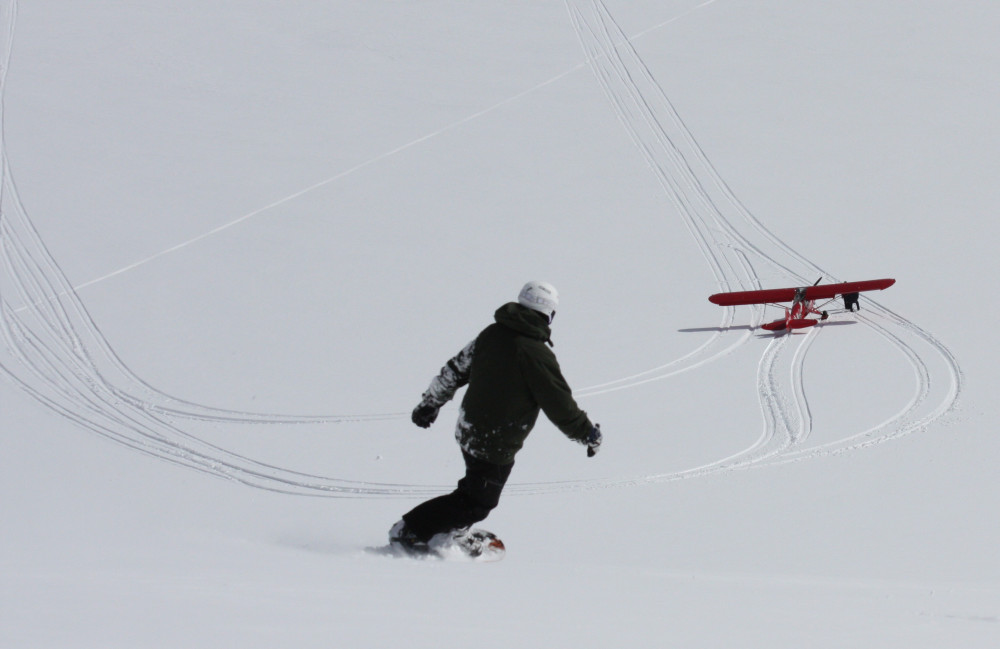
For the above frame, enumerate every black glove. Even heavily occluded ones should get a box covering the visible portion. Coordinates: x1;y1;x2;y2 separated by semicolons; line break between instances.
585;424;602;457
411;402;440;428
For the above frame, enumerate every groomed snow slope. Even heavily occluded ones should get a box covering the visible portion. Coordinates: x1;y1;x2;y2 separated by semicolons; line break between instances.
2;1;998;647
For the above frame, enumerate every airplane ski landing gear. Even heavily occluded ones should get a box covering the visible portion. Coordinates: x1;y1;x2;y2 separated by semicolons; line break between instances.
761;318;818;331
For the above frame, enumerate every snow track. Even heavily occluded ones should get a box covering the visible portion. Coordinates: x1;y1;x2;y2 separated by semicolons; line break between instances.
0;1;428;497
0;0;962;498
506;0;965;492
1;167;424;497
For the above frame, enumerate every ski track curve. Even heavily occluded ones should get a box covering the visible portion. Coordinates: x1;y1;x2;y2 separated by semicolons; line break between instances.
0;0;962;498
507;0;963;494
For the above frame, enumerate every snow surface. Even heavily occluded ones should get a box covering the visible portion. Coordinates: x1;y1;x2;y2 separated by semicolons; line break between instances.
2;0;998;647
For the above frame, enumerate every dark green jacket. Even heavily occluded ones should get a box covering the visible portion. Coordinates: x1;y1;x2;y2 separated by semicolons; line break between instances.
421;303;593;465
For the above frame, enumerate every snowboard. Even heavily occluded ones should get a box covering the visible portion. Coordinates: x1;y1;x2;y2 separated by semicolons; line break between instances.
369;529;505;562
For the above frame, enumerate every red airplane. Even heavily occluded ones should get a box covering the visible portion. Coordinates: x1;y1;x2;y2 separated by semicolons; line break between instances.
709;278;896;331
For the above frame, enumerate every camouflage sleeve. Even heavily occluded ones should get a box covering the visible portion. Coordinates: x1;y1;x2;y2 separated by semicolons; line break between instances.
421;339;476;407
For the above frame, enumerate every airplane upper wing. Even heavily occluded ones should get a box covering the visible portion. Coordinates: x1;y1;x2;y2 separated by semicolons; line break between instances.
709;279;895;306
708;287;798;306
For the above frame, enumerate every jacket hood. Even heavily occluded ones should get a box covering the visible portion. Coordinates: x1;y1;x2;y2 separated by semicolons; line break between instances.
494;302;552;344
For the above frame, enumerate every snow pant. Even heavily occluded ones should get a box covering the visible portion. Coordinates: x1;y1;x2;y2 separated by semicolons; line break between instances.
402;451;514;542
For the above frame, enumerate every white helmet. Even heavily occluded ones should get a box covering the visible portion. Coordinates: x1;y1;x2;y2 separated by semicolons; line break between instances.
518;281;559;319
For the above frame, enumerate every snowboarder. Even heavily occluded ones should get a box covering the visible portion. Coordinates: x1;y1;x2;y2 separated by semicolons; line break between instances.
388;281;602;556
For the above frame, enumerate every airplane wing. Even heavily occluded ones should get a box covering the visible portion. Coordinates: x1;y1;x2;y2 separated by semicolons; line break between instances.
709;279;895;306
708;287;798;306
802;278;895;300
